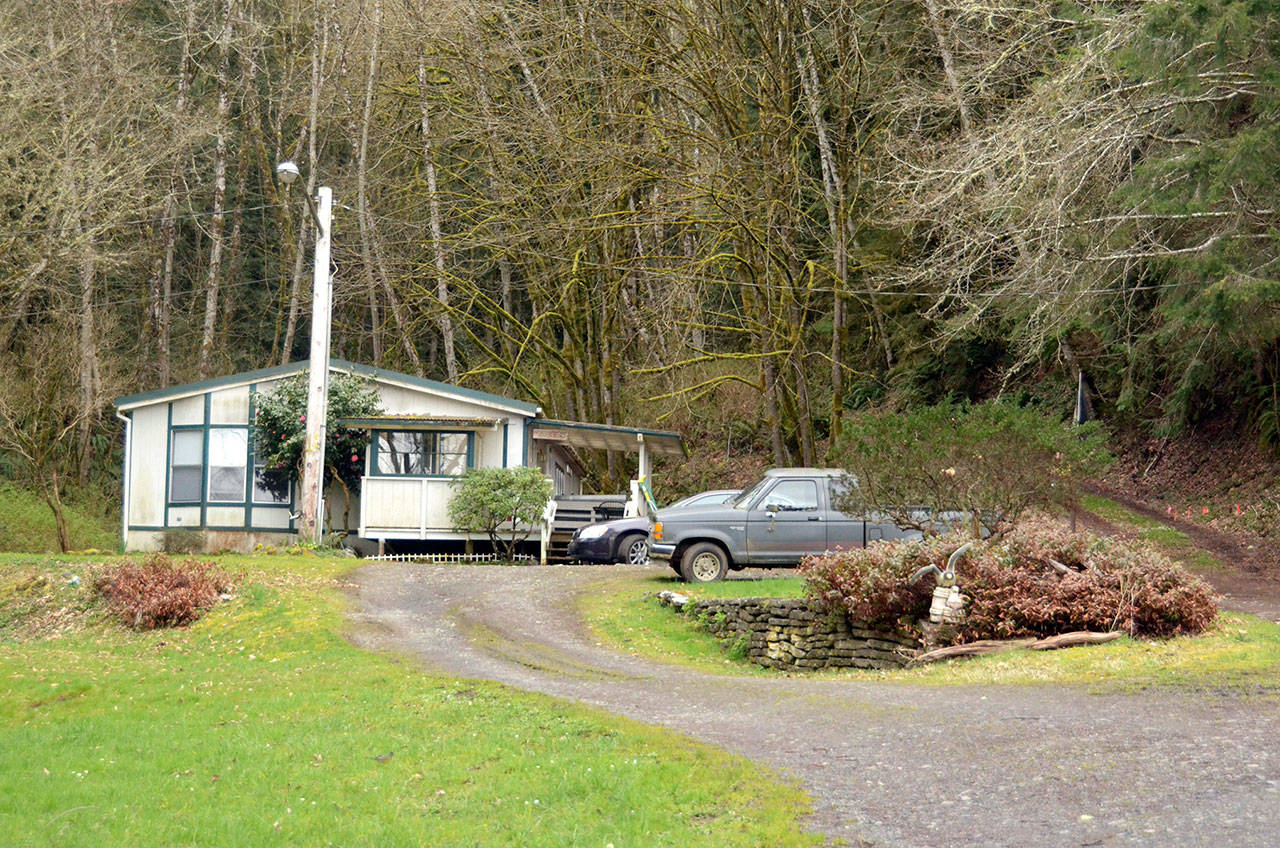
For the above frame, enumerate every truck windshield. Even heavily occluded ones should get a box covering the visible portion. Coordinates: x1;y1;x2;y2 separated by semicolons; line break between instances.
730;478;770;509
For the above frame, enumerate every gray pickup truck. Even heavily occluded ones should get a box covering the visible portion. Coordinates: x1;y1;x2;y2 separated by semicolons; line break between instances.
649;467;924;582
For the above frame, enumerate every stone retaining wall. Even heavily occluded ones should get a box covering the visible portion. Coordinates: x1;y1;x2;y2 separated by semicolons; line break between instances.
669;596;920;670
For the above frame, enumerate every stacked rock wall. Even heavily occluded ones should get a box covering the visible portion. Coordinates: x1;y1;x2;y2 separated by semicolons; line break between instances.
685;597;919;670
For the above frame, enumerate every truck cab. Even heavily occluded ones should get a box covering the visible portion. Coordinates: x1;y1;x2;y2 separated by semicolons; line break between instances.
650;468;922;582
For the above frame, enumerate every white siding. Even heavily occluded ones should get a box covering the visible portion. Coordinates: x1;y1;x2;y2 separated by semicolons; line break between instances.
170;395;204;425
167;506;201;526
375;382;506;418
253;507;294;529
359;477;459;537
210;386;250;424
206;506;245;527
128;403;169;527
120;364;542;550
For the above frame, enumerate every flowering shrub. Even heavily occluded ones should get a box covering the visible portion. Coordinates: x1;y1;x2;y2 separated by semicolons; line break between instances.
252;374;381;501
800;516;1218;642
96;555;236;630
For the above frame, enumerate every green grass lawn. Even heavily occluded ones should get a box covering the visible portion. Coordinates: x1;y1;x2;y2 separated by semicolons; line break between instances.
583;571;1280;693
580;573;808;676
0;555;818;847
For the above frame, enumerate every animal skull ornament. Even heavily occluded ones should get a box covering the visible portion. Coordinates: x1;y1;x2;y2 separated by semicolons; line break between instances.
911;542;974;624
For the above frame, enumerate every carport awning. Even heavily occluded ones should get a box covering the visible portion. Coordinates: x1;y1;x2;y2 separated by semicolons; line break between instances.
528;419;685;457
337;415;501;430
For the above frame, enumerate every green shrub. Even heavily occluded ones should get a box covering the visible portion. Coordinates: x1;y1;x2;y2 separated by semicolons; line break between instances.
96;555;236;629
800;516;1218;643
160;527;205;554
448;466;554;561
830;400;1111;536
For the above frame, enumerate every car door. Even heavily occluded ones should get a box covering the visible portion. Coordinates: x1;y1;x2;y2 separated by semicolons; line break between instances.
824;479;866;551
744;478;827;564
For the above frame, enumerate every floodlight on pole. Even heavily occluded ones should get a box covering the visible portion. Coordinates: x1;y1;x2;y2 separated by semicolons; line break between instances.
276;160;333;545
276;160;325;236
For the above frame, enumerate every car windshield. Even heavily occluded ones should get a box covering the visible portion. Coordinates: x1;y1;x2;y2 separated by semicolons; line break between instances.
729;478;770;510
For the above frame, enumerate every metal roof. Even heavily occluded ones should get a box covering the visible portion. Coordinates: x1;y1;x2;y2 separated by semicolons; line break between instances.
528;418;686;457
113;359;540;416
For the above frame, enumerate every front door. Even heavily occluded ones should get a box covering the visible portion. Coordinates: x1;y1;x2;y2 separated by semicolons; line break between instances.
745;478;826;564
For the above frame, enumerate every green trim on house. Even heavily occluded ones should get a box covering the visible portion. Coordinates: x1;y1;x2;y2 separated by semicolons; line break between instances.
115;360;308;409
159;385;295;533
527;418;686;456
115;359;539;416
128;524;297;534
528;417;684;443
200;393;211;526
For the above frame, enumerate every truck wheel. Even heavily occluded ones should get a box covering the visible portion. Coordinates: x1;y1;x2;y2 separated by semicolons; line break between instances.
618;533;649;565
679;542;728;583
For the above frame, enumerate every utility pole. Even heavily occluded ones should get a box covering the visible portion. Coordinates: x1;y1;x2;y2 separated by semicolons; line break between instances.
277;161;332;545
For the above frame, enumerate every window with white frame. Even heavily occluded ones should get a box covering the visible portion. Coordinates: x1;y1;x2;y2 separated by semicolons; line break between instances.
207;428;248;502
376;431;469;475
169;430;204;503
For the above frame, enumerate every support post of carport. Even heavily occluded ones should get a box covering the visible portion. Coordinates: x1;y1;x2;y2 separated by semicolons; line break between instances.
637;433;648;480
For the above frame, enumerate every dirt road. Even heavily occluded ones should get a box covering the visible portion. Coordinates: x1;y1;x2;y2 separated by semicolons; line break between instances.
349;564;1280;847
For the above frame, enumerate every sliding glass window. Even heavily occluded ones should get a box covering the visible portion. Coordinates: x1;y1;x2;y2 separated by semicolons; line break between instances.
375;431;469;476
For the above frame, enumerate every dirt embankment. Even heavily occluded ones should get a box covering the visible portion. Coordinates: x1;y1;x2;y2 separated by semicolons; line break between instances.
1101;424;1278;563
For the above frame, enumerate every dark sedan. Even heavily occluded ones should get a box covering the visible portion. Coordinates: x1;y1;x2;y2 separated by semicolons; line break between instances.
567;515;652;564
567;489;740;564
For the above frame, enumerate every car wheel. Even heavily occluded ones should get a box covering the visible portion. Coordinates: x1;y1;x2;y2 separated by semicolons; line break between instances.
618;533;648;565
679;542;728;583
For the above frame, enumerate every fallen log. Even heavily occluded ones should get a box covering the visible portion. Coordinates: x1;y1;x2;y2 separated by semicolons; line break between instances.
911;631;1123;664
911;639;1036;663
1028;631;1123;651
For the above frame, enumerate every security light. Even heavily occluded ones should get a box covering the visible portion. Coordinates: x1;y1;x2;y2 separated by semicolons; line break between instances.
275;160;300;184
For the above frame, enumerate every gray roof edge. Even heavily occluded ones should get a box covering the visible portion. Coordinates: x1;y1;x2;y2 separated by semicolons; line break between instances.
114;359;540;416
528;417;684;442
335;360;539;415
113;361;308;409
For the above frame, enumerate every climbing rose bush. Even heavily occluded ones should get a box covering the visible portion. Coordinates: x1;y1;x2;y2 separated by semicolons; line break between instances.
800;516;1218;642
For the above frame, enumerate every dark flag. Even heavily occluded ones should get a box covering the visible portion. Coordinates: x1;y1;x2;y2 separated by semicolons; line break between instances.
1073;370;1092;426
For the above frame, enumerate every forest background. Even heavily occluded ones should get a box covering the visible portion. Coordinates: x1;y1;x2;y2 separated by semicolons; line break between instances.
1;0;1277;534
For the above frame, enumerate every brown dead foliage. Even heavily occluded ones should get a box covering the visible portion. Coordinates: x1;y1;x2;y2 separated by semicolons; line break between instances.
801;517;1219;644
96;554;236;630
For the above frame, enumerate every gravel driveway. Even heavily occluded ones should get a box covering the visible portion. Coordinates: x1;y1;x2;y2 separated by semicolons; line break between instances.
349;563;1280;847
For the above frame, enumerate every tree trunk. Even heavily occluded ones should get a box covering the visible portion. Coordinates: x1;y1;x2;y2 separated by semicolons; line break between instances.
282;0;329;365
198;0;233;380
76;213;100;484
922;0;973;138
352;0;420;374
0;257;47;350
418;50;458;382
44;472;72;554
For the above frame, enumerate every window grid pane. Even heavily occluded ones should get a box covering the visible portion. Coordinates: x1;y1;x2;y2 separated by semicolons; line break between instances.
169;431;204;503
253;466;290;504
208;429;248;502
